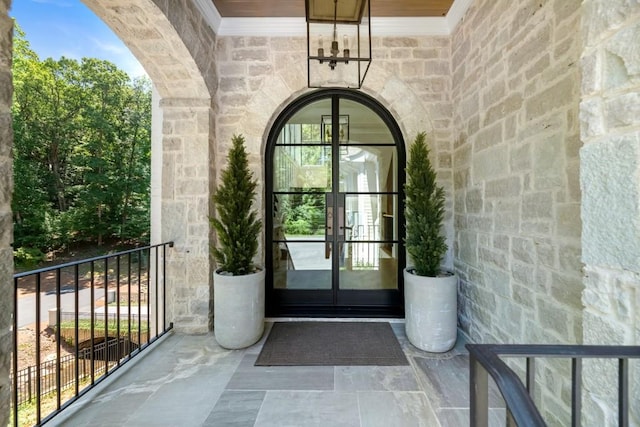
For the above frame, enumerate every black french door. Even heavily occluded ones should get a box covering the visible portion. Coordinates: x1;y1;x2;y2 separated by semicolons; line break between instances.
266;90;405;316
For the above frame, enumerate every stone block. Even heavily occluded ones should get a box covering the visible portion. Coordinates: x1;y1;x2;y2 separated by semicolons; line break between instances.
603;47;635;92
553;0;581;24
474;121;502;152
537;299;569;338
390;49;411;60
525;54;551;80
605;92;640;129
557;203;581;239
460;91;479;122
522;191;553;220
485;176;521;198
508;22;552;75
579;97;605;139
472;145;508;182
382;38;420;48
479;247;508;270
558;243;582;273
584;0;640;46
424;60;450;76
550;272;584;310
457;231;478;265
494;201;521;233
526;76;576;121
248;63;273;76
510;143;532;172
483;93;523;127
580;49;601;95
481;80;506;110
484;266;511;299
512;237;536;264
231;48;269;62
581;134;640;270
607;20;640;77
400;61;425;79
414;47;440;60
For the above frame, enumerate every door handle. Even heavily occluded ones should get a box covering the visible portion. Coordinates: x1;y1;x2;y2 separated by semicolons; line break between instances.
325;200;333;259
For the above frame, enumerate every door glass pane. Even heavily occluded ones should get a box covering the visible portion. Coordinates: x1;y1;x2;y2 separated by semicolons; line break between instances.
272;242;332;290
273;193;327;239
273;98;332;192
339;243;399;290
339;99;393;144
344;194;398;243
339;145;397;193
273;146;332;192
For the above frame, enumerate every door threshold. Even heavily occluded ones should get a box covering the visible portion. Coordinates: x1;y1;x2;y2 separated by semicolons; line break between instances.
265;317;405;323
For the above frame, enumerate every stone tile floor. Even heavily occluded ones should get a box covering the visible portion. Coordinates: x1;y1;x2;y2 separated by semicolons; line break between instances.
50;321;506;427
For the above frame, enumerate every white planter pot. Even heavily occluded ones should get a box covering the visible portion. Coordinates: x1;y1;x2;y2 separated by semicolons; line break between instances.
404;268;458;353
213;268;265;349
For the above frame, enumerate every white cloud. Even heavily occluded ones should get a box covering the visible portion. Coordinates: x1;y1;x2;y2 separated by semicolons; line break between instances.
91;37;127;55
124;59;148;79
31;0;73;6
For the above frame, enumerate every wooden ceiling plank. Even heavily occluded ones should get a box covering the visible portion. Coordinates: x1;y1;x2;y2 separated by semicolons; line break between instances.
211;0;454;18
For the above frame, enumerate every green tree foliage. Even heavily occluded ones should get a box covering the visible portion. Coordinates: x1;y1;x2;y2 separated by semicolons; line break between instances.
12;24;152;255
210;135;261;275
404;132;447;277
284;193;325;235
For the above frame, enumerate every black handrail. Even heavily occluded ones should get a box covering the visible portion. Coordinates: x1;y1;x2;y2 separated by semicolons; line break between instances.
12;242;174;427
467;344;640;427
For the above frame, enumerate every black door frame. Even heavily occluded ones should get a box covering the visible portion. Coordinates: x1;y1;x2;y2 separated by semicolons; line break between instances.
265;89;406;317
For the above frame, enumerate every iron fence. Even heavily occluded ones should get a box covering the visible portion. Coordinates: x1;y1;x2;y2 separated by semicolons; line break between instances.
12;339;122;406
12;242;174;427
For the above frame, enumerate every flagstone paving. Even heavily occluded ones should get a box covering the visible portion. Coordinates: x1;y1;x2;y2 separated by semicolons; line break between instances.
50;321;505;427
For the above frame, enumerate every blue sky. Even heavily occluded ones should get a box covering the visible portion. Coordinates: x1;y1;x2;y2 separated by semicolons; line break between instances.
10;0;146;78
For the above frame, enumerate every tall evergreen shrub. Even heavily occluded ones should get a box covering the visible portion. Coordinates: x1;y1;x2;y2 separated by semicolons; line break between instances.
404;132;447;277
211;134;261;275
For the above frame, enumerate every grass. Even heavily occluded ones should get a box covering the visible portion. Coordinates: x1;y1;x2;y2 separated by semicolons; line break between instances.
10;365;114;426
58;319;150;333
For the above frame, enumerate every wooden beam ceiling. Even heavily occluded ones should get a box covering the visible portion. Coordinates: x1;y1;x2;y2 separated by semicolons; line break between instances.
211;0;455;18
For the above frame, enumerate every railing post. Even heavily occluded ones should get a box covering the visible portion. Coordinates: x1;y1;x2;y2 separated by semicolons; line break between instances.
27;365;32;402
470;353;489;427
526;357;536;397
571;358;582;427
619;358;628;427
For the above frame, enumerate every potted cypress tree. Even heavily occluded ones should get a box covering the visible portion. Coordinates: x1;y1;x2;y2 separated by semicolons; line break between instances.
211;134;264;349
404;132;458;352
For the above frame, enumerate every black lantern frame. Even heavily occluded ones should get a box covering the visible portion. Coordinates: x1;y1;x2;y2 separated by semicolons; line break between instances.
306;0;372;89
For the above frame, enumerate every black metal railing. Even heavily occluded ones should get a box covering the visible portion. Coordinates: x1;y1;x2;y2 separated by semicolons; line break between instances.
467;344;640;427
12;242;174;427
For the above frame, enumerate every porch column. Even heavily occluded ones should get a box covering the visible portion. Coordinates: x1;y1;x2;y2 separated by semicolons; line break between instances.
151;96;214;334
580;1;640;424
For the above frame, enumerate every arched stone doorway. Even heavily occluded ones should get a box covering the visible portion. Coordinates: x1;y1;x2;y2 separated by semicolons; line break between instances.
265;89;406;316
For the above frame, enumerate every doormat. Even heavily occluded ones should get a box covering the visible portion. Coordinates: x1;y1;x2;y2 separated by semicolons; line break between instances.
255;322;409;366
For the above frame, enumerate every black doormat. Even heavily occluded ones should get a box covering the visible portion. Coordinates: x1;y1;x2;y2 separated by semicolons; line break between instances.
254;322;409;366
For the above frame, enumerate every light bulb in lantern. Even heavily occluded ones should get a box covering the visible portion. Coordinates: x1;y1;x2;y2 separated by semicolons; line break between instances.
343;35;350;60
317;35;325;58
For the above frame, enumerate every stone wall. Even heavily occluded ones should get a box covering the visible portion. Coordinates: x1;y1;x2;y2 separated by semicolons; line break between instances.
213;35;456;266
0;1;11;425
451;0;583;423
580;1;640;424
